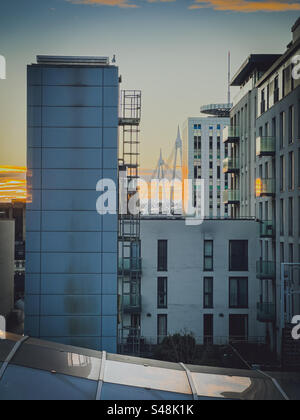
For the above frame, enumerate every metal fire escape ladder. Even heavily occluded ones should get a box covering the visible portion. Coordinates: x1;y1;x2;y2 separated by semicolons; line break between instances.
118;90;142;355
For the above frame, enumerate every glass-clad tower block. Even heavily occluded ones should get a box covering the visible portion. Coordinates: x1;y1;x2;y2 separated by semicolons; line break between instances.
25;56;119;352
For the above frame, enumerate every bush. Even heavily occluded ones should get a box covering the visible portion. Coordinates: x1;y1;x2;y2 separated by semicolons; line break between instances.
154;332;197;364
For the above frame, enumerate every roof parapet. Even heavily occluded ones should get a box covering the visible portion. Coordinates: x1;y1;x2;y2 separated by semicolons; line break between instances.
292;17;300;43
36;56;110;66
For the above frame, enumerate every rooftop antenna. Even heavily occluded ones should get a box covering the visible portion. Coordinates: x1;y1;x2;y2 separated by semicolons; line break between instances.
228;51;231;104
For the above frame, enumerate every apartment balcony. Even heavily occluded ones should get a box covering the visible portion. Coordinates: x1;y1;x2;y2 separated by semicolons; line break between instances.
260;221;275;238
223;158;240;174
257;303;276;323
122;294;142;314
256;178;275;198
223;126;240;144
118;258;142;275
256;260;276;280
256;136;275;157
223;190;240;205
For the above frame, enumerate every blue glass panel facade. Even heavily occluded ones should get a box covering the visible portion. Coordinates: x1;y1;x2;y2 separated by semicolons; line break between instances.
25;62;119;352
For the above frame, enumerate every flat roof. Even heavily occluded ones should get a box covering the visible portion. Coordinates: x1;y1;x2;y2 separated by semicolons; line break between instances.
200;103;232;117
231;54;281;86
36;56;110;66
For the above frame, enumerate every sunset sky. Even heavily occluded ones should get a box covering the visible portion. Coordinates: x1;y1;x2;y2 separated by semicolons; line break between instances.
0;0;299;171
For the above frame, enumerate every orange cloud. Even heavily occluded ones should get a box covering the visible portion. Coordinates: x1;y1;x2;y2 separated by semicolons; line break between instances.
67;0;176;7
66;0;139;8
189;0;300;12
66;0;300;12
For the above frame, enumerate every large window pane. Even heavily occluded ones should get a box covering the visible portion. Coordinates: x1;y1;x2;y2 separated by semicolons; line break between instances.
157;240;168;272
204;277;213;309
157;278;168;309
157;315;167;344
229;278;248;308
229;240;248;271
204;240;213;271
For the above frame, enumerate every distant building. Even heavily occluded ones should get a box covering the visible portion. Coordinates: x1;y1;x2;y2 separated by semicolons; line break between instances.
183;104;231;218
25;56;119;352
0;220;15;318
0;201;26;301
119;217;265;355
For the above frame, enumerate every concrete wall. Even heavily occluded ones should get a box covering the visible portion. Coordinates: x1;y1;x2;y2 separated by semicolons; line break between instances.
139;218;265;344
25;63;119;352
0;220;15;318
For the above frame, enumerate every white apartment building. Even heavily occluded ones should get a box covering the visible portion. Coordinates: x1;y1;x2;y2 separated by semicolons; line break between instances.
119;217;265;351
183;105;230;218
226;19;300;364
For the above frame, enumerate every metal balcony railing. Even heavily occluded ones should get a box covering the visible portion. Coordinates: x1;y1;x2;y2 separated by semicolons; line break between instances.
256;260;276;280
256;136;275;157
257;302;276;323
223;158;240;174
122;294;142;313
118;258;142;274
260;221;275;238
223;126;240;143
256;178;275;197
223;190;240;204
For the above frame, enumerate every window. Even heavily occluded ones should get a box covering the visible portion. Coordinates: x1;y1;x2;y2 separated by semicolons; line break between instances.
289;198;294;236
272;117;276;138
204;314;213;345
289;106;295;144
204;277;213;309
283;65;292;97
229;240;248;271
280;243;285;263
280;155;285;191
280;112;285;149
157;277;167;309
194;137;198;150
261;89;265;114
289;151;294;190
158;240;168;272
280;199;285;236
229;315;248;341
157;314;167;344
229;278;248;308
274;76;279;103
204;240;213;271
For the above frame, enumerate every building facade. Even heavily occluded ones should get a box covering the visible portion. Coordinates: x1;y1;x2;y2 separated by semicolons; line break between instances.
119;217;265;354
255;19;300;358
183;105;230;218
25;56;119;352
225;19;300;360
